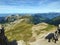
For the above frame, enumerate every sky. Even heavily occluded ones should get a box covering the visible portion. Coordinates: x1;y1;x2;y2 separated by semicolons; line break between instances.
0;0;60;14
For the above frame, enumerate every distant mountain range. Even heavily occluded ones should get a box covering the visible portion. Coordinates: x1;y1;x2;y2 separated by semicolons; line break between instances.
0;13;60;25
0;13;60;18
33;13;60;19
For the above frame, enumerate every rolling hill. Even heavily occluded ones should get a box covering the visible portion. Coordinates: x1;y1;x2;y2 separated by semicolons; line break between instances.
4;15;56;41
50;16;60;25
1;14;58;45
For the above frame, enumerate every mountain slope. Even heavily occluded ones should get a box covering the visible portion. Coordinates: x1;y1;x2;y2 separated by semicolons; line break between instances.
5;19;56;41
31;14;50;24
5;19;33;42
50;16;60;25
4;17;57;45
33;13;60;19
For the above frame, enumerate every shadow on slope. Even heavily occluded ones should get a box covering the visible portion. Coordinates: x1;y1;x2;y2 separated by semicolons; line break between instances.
0;26;18;45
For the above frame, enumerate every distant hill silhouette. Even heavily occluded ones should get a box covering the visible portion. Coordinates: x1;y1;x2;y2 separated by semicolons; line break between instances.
33;13;60;19
50;16;60;26
31;14;50;24
0;13;60;25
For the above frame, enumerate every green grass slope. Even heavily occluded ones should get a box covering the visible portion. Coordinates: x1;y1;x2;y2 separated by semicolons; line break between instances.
5;20;33;42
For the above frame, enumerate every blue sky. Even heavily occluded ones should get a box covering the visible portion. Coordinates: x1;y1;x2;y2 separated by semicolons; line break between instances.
0;0;60;14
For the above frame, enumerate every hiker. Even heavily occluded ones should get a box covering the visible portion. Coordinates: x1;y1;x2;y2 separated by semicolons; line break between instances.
53;31;58;43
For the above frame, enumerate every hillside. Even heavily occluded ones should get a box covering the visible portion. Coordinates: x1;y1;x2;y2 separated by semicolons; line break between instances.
50;16;60;25
33;13;60;19
0;13;60;24
0;14;50;25
5;19;33;41
0;13;60;45
4;17;57;45
31;14;50;24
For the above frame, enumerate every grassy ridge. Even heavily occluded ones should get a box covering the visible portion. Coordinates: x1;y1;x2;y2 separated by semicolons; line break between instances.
5;21;33;41
4;15;57;42
5;22;56;41
42;24;56;31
